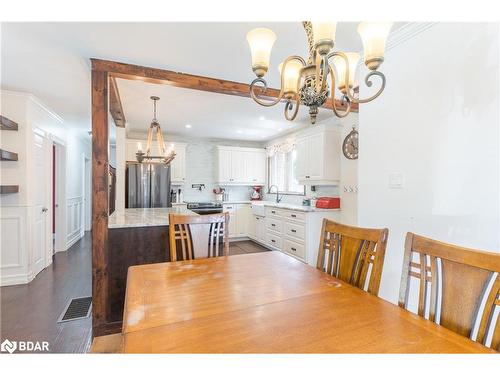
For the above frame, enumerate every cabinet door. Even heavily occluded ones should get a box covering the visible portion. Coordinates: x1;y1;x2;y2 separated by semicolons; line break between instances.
255;216;265;242
230;150;246;183
170;144;186;183
236;204;251;236
218;149;232;183
295;137;308;180
223;204;237;236
254;152;267;185
307;133;324;180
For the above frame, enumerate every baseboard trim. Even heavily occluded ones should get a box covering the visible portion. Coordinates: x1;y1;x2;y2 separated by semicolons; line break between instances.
0;272;34;287
66;230;83;250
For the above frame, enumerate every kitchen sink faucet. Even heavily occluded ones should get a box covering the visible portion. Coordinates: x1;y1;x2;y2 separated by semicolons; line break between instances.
268;185;283;203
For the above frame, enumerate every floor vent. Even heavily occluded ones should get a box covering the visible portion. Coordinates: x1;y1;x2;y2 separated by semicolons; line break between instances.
57;297;92;323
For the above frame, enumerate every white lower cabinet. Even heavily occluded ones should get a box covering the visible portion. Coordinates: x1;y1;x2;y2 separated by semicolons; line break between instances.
262;206;341;265
223;203;252;238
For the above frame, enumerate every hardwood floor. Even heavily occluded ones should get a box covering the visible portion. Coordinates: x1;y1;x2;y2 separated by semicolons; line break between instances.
0;234;268;353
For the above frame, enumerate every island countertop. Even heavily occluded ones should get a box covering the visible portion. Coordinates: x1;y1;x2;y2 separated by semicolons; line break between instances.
108;207;197;229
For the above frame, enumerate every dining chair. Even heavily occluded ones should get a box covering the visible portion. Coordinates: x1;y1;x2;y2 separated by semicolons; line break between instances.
399;232;500;351
317;219;389;295
168;212;229;262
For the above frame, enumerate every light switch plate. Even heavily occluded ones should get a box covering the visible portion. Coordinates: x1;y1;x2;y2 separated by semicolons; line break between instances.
388;173;404;189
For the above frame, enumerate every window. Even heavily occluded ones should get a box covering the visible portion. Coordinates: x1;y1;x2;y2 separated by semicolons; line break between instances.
268;148;305;195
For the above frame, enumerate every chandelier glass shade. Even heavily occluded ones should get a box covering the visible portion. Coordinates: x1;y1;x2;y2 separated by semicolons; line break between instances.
246;21;393;123
135;96;176;164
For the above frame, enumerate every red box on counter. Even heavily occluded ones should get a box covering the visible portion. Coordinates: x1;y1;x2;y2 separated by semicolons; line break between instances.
315;197;340;209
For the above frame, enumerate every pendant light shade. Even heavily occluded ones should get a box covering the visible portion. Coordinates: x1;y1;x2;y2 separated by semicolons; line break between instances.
357;22;393;70
247;28;277;77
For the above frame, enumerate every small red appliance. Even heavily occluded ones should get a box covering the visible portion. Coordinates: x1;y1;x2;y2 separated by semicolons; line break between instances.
315;197;340;209
251;186;263;201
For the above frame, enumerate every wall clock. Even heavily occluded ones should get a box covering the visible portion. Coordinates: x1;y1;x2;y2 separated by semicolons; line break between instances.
342;127;359;160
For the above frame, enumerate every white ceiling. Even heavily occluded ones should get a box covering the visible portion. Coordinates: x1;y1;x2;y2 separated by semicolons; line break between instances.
1;22;402;141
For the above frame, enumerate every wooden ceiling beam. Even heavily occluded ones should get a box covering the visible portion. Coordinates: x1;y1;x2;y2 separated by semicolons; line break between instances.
91;59;358;113
109;77;126;127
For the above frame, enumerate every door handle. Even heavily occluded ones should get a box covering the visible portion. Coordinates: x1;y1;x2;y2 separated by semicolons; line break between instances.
42;207;48;213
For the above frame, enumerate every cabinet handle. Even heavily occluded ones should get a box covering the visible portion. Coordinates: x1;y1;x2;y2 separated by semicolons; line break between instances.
291;247;297;251
271;223;276;227
291;229;297;233
271;210;276;214
291;214;296;218
271;239;276;243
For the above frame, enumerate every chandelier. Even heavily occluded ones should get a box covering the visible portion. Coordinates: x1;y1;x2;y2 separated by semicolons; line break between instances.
246;22;392;124
136;96;176;164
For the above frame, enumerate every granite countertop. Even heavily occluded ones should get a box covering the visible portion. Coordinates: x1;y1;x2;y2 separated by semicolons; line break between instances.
108;207;197;229
251;201;341;212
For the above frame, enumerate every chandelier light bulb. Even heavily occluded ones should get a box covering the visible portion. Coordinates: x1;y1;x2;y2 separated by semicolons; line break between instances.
332;52;360;92
246;28;277;78
311;22;337;55
279;60;303;96
357;22;393;70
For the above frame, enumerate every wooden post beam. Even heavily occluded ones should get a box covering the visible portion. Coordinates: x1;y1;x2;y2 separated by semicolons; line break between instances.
91;58;357;112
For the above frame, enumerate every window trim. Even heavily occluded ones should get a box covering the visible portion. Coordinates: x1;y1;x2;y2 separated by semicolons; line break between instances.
266;151;306;196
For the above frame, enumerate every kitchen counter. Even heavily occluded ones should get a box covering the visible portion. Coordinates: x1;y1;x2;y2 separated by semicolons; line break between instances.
108;207;197;229
251;201;341;212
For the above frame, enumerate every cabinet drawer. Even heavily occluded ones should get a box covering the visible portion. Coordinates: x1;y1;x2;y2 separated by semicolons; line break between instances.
266;217;282;232
283;221;305;241
283;239;306;260
266;232;282;250
283;210;305;222
266;207;283;218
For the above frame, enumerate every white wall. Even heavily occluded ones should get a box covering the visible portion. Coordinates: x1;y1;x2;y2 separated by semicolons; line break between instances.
0;90;91;286
358;23;500;304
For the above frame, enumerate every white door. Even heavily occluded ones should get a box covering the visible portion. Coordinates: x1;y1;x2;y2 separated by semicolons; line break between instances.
33;132;51;275
307;133;324;180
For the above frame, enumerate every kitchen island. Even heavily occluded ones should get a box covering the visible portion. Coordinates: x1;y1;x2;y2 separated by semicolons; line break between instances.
107;207;197;325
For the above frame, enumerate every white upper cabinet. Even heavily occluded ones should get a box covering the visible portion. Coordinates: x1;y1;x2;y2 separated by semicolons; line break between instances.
217;146;266;185
295;126;341;185
125;139;187;184
169;143;186;184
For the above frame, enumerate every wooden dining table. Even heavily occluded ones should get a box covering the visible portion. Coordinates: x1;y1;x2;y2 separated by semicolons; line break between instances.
121;251;494;353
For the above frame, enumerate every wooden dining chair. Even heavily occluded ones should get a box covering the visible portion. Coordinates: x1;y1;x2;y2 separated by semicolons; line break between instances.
168;213;229;262
399;232;500;351
317;219;389;295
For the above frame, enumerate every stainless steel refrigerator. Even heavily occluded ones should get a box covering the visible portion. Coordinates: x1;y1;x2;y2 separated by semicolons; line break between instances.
126;162;171;208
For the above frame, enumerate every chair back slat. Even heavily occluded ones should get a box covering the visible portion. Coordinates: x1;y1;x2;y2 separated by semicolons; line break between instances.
169;213;229;262
317;219;388;295
399;232;500;351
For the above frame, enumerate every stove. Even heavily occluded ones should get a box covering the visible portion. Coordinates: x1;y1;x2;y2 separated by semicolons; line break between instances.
186;202;223;215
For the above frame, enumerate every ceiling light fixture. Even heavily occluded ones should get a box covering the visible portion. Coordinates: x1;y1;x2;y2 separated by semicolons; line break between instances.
259;116;266;121
246;22;392;124
185;124;192;128
136;96;176;164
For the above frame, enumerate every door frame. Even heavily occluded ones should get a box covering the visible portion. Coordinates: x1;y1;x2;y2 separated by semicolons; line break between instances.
83;154;92;231
52;135;67;253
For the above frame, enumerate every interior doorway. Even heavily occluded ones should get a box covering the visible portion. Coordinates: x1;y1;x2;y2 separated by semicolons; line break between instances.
52;139;67;254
